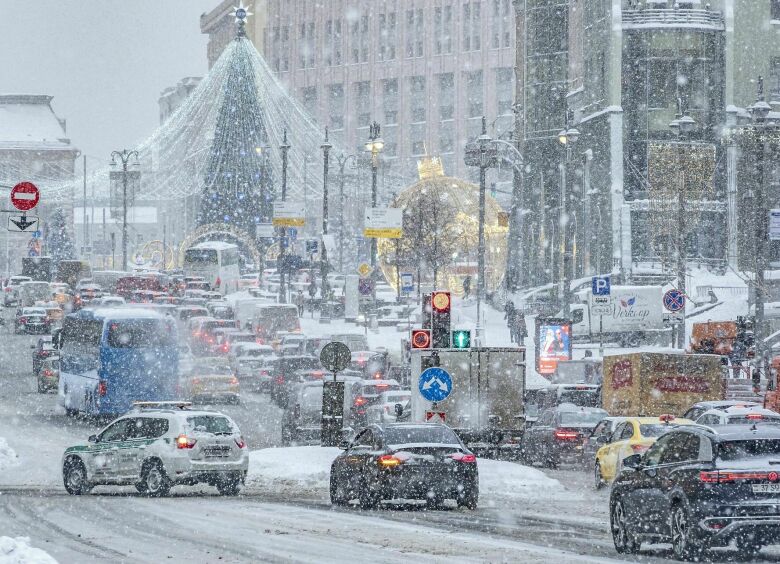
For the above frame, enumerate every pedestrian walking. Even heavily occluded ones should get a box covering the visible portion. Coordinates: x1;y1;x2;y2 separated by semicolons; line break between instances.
294;290;305;317
462;275;472;300
515;310;527;344
504;301;516;343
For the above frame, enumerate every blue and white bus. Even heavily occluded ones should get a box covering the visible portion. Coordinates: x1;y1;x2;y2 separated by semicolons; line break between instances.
57;308;178;416
183;241;241;295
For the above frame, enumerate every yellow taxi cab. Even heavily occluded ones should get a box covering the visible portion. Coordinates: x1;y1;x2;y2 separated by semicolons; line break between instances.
593;415;695;489
35;301;64;324
183;359;240;404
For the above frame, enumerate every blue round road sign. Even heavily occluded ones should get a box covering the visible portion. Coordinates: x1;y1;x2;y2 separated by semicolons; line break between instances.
663;289;685;312
418;367;453;402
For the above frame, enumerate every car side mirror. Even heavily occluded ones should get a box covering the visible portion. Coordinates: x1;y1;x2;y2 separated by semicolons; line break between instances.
622;453;642;470
88;434;98;443
394;403;404;417
338;439;350;450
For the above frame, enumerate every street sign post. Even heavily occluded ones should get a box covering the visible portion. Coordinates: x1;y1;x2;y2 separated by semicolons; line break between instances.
358;277;373;296
590;277;611;358
418;367;453;403
7;214;39;233
363;207;403;238
319;341;352;447
272;201;305;227
10;182;40;211
357;263;374;278
400;272;414;294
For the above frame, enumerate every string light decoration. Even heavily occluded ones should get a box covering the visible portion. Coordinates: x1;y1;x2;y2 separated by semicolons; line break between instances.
377;157;508;295
647;141;716;269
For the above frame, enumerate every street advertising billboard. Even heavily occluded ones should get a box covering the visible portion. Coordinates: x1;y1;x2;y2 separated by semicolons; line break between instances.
535;317;572;377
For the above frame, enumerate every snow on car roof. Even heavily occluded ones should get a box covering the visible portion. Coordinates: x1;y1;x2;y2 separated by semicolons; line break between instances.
189;241;238;250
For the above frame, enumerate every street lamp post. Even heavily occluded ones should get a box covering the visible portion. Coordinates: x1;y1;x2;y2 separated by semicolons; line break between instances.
320;128;332;322
278;129;290;304
365;122;384;328
335;153;358;273
557;121;580;318
668;105;696;348
110;149;140;272
476;117;493;343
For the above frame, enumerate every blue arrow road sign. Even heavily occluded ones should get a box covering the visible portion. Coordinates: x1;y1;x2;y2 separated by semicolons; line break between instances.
663;289;686;312
418;367;453;402
592;276;611;296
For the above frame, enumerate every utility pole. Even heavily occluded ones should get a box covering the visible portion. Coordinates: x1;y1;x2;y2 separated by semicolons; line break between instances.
557;116;580;319
476;117;492;343
110;149;140;272
320;128;332;322
278;129;290;304
365;122;384;329
335;154;357;273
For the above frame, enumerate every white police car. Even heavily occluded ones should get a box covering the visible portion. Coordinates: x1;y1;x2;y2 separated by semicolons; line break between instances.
62;402;249;496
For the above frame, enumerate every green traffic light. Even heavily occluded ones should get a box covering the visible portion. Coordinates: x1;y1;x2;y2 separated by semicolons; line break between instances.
452;330;471;349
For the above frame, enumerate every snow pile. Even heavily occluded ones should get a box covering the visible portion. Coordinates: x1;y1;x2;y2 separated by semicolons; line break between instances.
246;446;573;504
0;537;58;564
0;438;20;471
246;446;339;497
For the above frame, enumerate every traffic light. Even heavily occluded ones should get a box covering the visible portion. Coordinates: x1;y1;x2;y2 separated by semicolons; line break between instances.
431;291;451;348
411;329;432;349
451;330;471;349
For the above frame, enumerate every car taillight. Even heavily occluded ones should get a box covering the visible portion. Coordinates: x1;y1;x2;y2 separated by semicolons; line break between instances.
700;471;775;483
192;378;201;385
97;381;107;396
275;376;284;385
378;455;403;467
256;338;265;345
42;369;53;378
176;434;197;449
193;331;200;337
234;437;246;449
747;413;764;420
259;370;269;376
450;452;477;463
631;444;649;454
19;317;27;324
230;376;239;385
222;343;229;352
354;396;367;406
373;372;382;379
553;428;579;441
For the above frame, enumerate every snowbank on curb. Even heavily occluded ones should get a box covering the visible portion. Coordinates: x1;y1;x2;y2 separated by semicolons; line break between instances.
246;446;571;504
0;438;20;471
0;537;58;564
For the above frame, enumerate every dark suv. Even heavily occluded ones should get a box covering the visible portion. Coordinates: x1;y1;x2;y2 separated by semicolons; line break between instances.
610;424;780;560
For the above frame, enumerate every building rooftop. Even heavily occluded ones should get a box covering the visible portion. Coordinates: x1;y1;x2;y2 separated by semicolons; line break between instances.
0;94;76;151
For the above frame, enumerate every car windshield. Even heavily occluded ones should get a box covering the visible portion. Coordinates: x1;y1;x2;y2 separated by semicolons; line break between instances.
384;426;461;446
186;416;232;434
559;411;608;426
107;319;175;348
639;424;675;438
717;439;780;461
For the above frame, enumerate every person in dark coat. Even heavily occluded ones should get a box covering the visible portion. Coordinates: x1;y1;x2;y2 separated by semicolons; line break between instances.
504;301;517;343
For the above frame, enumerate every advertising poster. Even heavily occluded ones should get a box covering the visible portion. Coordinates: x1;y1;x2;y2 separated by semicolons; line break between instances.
535;317;572;377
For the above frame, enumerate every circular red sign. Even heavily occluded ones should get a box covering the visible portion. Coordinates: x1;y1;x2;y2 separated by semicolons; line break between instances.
769;472;779;482
10;182;40;211
411;330;431;349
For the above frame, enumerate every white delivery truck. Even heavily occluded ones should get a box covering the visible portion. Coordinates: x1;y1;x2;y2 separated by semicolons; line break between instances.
569;285;666;347
409;347;526;457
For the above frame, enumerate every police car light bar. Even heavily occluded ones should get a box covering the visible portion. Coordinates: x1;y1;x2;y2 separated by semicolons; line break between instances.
132;401;193;410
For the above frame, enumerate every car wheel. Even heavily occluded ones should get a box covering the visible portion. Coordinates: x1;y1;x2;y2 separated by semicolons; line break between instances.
670;502;703;561
141;460;171;497
594;462;605;490
63;457;91;495
329;471;348;506
358;479;379;510
610;498;640;554
735;535;762;559
457;485;479;510
216;473;242;496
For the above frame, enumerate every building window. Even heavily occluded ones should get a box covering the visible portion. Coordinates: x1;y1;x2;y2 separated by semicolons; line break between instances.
324;19;343;66
438;73;455;120
410;123;427;156
440;122;455;153
383;126;398;157
299;22;316;68
491;0;512;49
434;5;454;54
383;79;399;125
378;12;397;61
301;86;317;116
351;15;369;63
409;76;426;123
406;9;424;58
773;0;780;20
354;81;371;128
328;84;344;130
496;68;514;115
281;25;290;71
463;2;481;52
464;71;483;117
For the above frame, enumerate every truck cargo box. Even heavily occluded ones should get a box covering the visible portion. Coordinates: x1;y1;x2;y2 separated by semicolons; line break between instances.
602;352;723;417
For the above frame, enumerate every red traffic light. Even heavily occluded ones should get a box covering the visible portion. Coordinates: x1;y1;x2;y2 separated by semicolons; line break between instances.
431;291;451;313
411;329;431;349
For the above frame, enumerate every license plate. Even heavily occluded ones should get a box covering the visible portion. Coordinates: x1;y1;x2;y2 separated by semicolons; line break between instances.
752;484;780;494
203;446;230;458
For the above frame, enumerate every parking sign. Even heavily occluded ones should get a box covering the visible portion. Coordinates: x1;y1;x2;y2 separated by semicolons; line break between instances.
592;276;610;296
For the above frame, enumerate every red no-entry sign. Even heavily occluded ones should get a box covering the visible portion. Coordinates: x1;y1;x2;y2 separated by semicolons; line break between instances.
10;182;40;211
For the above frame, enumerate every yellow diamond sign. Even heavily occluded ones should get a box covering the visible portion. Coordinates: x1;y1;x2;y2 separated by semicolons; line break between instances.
357;263;374;277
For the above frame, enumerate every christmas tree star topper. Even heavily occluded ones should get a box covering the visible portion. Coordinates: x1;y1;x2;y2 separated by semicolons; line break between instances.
231;2;252;24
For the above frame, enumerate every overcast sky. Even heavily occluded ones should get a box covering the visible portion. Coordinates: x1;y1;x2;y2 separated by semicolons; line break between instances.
0;0;217;161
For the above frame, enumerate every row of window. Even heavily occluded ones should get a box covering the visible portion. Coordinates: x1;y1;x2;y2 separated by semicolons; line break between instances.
299;69;514;134
264;0;514;72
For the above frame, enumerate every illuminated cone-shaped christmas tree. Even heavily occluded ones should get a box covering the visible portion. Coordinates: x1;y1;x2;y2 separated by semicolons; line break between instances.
197;11;274;237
